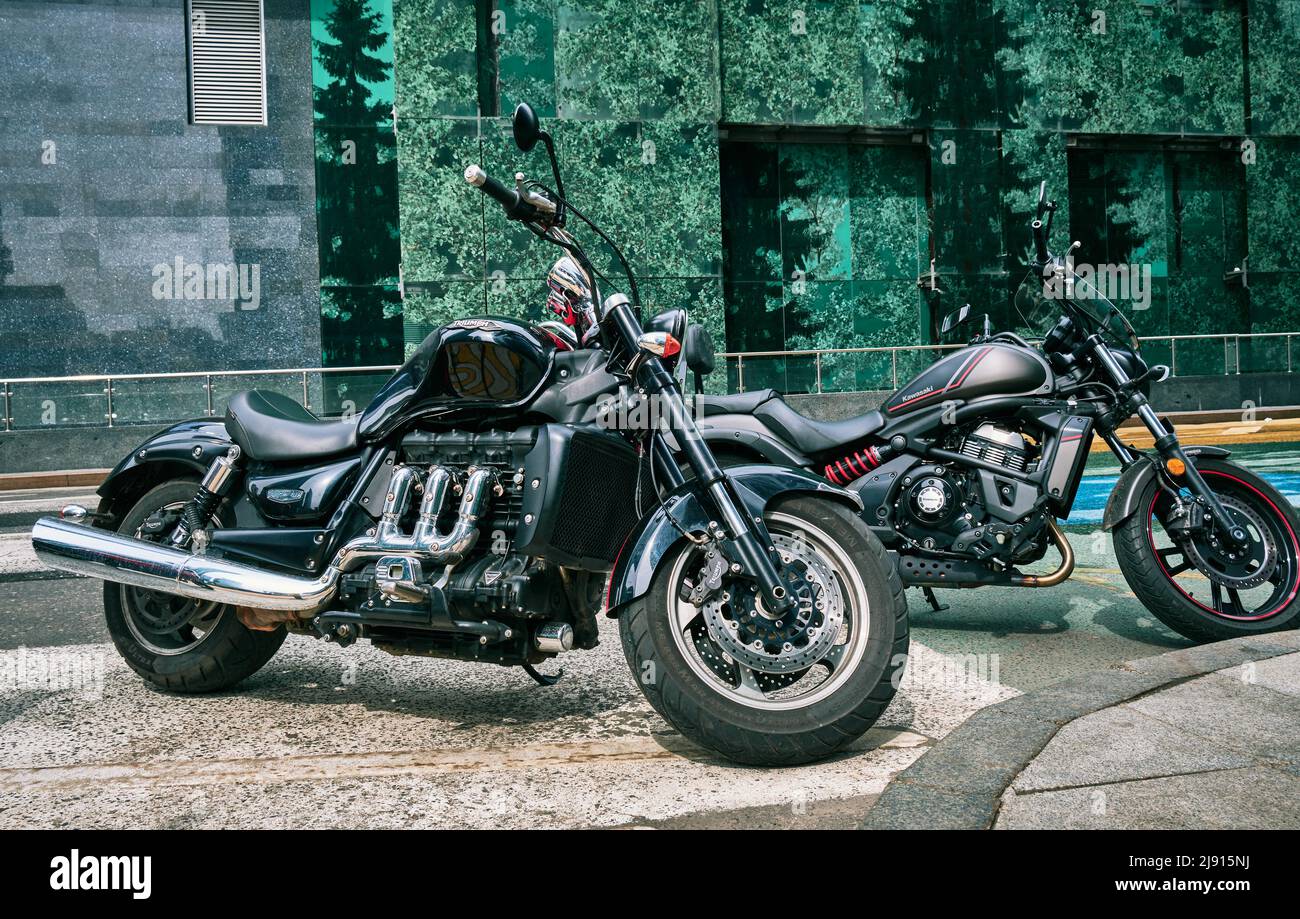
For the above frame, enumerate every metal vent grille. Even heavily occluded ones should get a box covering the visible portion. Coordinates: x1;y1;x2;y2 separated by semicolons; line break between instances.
186;0;267;126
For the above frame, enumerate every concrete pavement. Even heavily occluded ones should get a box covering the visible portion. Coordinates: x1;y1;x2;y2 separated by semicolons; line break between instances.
863;633;1300;830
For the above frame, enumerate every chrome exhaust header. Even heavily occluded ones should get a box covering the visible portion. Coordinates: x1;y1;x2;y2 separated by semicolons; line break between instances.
31;464;495;613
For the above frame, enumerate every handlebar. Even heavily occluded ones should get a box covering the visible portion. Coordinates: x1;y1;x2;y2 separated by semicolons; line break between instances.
1032;218;1049;264
464;164;548;223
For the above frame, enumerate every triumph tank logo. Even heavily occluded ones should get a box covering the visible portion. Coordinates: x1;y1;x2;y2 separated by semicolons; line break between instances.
449;318;503;331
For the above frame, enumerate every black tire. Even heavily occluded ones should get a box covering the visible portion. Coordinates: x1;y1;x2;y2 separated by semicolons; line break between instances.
619;495;909;766
1114;458;1300;643
103;479;286;692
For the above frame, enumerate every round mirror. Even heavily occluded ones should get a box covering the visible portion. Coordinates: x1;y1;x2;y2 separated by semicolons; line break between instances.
513;103;540;152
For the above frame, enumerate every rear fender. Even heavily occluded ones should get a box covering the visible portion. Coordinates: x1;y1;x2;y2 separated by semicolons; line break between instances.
1101;445;1232;532
604;464;860;617
96;419;233;512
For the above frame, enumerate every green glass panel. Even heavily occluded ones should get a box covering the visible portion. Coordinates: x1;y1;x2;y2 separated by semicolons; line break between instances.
777;144;852;283
396;117;485;282
321;286;404;367
723;281;786;354
1246;138;1300;275
312;0;396;129
848;144;927;281
315;127;401;288
497;0;559;118
719;0;865;126
639;122;723;278
859;0;926;127
720;143;782;284
1249;0;1300;136
930;130;1003;275
393;0;478;117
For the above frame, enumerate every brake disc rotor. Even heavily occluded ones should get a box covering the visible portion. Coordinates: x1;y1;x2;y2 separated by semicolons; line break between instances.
701;532;844;674
687;618;809;691
1183;495;1276;590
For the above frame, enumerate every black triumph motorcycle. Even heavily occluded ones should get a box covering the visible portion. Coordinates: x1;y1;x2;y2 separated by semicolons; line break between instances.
30;103;907;767
694;184;1300;643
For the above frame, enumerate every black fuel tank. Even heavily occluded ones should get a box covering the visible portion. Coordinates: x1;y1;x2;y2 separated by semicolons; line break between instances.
358;316;556;440
883;342;1051;416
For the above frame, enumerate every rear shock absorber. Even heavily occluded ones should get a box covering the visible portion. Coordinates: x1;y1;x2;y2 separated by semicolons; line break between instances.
170;445;242;548
823;443;892;486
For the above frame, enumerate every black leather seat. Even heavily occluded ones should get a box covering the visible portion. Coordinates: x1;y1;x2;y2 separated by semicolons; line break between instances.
225;390;357;463
752;400;885;455
697;388;779;417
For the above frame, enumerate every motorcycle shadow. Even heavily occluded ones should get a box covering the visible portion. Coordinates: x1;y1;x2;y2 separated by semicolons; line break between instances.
907;586;1190;648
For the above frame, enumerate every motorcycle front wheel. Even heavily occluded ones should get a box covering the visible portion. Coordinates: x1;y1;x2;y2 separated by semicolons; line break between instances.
619;496;909;766
1114;457;1300;643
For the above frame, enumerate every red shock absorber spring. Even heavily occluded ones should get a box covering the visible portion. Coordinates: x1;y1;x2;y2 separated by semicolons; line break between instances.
823;445;882;485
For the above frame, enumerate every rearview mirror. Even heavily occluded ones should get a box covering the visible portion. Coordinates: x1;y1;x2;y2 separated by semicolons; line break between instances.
941;304;972;336
513;103;540;152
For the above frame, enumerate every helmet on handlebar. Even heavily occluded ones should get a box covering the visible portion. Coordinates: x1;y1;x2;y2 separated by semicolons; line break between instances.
545;255;600;347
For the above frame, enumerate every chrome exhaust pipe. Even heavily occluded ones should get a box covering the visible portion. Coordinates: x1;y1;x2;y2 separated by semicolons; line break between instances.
31;516;340;613
30;464;497;613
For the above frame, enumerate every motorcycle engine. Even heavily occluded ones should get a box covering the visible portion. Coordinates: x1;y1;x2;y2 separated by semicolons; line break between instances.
327;430;605;665
896;422;1045;563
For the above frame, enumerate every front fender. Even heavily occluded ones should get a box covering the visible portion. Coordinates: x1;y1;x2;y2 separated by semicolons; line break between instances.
1101;444;1232;532
97;418;233;503
604;464;861;617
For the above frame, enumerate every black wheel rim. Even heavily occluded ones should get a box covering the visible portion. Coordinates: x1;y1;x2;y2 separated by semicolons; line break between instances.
121;500;227;655
1146;470;1300;622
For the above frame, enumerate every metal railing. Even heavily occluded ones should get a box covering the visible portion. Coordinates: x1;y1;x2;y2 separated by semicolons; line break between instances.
723;331;1300;393
0;332;1296;431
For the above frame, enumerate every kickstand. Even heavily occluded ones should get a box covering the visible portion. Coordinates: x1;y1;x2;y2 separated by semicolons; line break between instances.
922;587;950;613
522;663;564;686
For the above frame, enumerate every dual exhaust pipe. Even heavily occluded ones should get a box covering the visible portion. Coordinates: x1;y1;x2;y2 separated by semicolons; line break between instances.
31;465;495;614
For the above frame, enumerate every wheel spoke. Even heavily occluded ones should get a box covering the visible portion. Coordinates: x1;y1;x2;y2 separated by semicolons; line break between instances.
733;664;767;701
1158;545;1193;576
675;599;702;632
1225;588;1249;618
820;643;846;674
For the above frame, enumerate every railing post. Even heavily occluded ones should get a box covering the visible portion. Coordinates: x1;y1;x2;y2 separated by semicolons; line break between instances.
205;375;214;416
891;349;898;389
1235;334;1241;374
302;370;310;409
2;382;10;432
1289;335;1293;374
815;352;823;394
1170;338;1177;377
1224;336;1230;375
105;377;114;427
736;355;745;393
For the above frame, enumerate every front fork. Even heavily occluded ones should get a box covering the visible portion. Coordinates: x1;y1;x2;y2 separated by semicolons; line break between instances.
1090;336;1248;548
633;357;796;617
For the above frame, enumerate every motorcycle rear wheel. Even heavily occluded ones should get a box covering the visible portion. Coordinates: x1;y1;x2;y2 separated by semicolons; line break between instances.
619;496;909;766
103;479;286;692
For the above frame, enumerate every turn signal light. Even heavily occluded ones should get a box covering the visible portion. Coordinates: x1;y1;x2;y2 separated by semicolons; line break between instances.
1166;458;1186;476
637;331;681;358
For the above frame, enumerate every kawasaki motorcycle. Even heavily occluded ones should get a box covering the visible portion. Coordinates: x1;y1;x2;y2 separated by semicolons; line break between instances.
695;184;1300;643
30;103;907;767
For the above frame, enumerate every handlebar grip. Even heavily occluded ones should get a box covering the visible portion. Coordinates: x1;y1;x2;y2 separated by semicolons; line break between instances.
464;164;516;209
